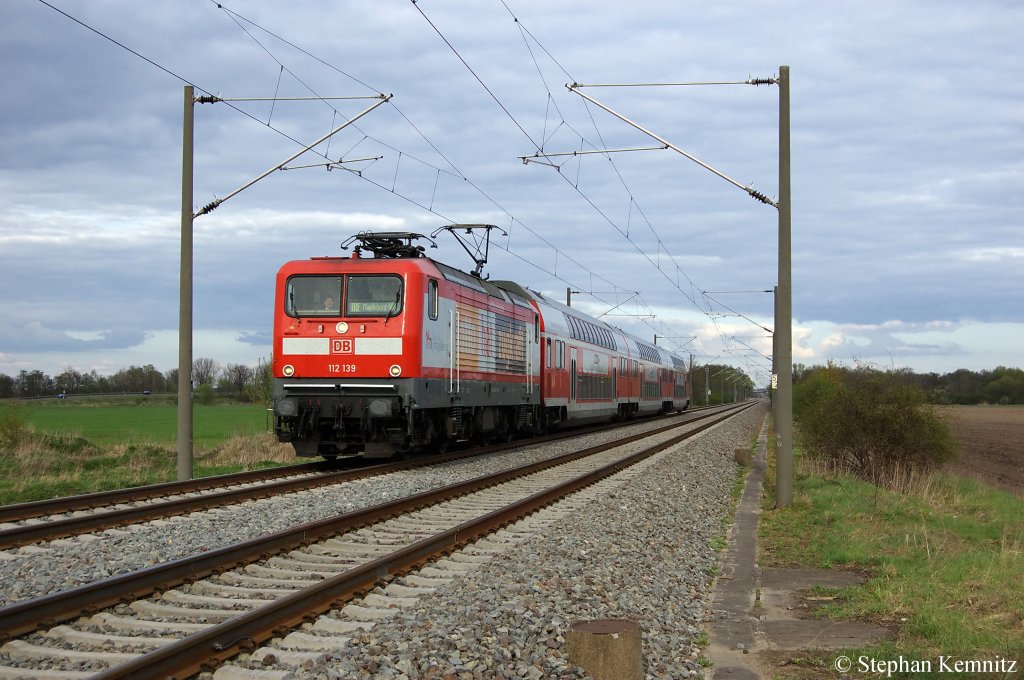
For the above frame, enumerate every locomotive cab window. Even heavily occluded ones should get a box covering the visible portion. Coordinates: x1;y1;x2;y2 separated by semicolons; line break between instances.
285;275;342;317
428;279;439;320
346;275;403;317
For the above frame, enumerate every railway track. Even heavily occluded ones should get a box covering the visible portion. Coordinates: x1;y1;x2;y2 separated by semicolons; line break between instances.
0;402;753;679
0;405;728;550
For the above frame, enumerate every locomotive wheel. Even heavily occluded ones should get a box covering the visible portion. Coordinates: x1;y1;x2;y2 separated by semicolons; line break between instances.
434;430;450;453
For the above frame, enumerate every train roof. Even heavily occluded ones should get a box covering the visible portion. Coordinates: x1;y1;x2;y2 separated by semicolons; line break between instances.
494;281;686;368
281;231;688;368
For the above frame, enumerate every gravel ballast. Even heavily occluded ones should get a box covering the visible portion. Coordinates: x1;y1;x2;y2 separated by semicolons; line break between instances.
1;404;766;680
0;409;752;607
264;404;767;679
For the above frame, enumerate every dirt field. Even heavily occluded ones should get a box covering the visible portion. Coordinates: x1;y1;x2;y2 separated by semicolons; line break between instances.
937;405;1024;496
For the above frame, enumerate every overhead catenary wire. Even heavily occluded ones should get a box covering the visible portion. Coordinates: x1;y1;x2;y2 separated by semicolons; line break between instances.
496;2;774;377
34;0;393;206
42;0;762;374
568;84;778;208
417;0;768;374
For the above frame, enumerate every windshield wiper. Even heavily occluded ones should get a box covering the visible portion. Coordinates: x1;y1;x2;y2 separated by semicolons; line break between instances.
384;290;401;324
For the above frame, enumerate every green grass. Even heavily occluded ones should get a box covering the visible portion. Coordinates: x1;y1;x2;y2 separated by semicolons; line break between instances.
16;401;271;449
759;449;1024;673
0;400;291;505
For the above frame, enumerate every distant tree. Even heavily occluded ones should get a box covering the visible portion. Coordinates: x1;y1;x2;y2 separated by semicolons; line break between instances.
80;370;100;394
945;368;985;404
140;364;166;393
219;363;254;399
15;370;53;398
192;358;220;387
243;357;273;404
982;366;1024;405
109;366;140;393
55;367;84;395
0;374;14;399
690;363;753;405
164;368;178;392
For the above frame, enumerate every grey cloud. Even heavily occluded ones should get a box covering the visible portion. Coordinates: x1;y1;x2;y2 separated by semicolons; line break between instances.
0;322;148;353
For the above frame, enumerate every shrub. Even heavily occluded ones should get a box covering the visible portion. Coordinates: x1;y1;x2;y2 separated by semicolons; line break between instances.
195;383;216;406
792;362;843;418
796;367;957;491
0;407;29;451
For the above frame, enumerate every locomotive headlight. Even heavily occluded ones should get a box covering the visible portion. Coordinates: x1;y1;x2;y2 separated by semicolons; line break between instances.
389;364;402;377
282;364;295;377
335;322;349;334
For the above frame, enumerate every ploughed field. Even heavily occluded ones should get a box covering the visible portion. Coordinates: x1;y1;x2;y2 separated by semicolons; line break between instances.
937;405;1024;496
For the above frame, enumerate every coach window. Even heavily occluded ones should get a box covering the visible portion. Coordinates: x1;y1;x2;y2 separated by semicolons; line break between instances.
428;279;439;320
545;338;552;368
535;315;540;343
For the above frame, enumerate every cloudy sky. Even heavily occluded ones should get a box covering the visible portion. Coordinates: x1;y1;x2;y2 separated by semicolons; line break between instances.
1;0;1021;385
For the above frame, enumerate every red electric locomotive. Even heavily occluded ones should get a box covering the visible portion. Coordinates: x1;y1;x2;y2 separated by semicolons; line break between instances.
272;230;690;459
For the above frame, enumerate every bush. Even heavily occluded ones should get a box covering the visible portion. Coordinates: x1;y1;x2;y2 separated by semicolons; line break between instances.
0;407;29;451
195;383;216;406
792;363;843;418
796;367;957;490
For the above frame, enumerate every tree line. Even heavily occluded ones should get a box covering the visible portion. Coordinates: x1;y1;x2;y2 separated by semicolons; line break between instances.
0;358;272;403
3;360;1019;406
794;364;1024;405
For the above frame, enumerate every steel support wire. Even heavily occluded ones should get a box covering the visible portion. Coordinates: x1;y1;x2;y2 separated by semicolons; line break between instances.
567;84;777;207
194;94;391;217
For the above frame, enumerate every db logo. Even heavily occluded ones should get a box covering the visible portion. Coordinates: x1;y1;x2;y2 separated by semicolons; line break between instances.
331;338;354;354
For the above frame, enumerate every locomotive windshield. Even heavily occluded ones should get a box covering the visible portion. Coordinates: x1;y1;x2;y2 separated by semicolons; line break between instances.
285;274;403;318
286;275;342;317
346;275;403;317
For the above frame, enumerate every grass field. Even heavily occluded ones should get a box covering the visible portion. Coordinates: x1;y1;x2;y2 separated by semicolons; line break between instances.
16;400;273;449
757;407;1024;677
0;398;293;504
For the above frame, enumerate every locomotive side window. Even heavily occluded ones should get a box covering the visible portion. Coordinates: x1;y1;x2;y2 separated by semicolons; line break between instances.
286;275;342;317
346;275;403;317
428;279;439;320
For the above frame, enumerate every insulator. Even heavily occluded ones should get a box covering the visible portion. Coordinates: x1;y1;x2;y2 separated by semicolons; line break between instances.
195;95;221;104
748;78;776;86
748;189;774;205
197;199;221;216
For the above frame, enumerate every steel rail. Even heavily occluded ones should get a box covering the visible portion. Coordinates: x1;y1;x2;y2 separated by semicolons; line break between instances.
0;402;749;643
0;455;459;549
94;402;754;679
0;405;724;547
0;461;331;524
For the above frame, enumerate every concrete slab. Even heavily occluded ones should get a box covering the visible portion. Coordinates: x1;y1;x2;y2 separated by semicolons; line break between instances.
705;418;890;678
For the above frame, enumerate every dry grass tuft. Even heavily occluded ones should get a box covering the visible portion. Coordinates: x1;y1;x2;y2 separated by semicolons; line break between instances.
200;433;296;468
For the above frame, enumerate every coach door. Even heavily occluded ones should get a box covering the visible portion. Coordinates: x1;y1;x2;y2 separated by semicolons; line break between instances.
570;347;578;402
